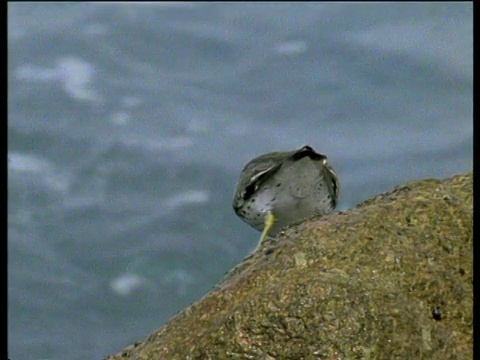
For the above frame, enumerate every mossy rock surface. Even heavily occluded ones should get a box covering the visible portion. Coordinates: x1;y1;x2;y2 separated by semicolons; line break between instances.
106;172;472;360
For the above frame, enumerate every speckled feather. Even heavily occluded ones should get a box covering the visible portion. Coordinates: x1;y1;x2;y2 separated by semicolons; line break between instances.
233;145;339;239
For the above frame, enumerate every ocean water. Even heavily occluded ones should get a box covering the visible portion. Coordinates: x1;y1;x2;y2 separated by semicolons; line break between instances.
8;3;472;359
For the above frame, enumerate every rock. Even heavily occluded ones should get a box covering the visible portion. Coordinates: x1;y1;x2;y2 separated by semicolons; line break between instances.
106;172;472;360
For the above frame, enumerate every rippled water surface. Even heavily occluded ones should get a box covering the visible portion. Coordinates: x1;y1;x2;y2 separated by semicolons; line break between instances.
8;3;472;359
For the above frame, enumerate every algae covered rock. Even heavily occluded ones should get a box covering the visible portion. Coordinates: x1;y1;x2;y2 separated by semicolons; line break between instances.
106;172;472;360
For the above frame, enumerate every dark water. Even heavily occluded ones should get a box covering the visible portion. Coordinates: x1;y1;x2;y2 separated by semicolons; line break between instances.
8;3;472;359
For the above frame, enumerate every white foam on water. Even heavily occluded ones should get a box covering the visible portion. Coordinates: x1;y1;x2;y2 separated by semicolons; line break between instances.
110;273;146;296
57;57;101;103
109;111;131;126
8;152;70;192
120;96;144;108
164;190;210;210
8;152;52;173
15;56;102;103
342;19;473;79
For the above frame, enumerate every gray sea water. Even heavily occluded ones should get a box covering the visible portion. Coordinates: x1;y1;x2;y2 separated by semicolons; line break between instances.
8;3;472;359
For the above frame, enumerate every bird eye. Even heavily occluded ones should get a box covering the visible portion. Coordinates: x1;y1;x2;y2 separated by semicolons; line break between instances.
243;183;257;200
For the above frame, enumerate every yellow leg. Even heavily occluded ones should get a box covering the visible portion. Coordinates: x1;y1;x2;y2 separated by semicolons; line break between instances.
254;211;276;252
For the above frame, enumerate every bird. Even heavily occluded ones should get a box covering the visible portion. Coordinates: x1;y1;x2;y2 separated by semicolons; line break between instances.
233;145;339;251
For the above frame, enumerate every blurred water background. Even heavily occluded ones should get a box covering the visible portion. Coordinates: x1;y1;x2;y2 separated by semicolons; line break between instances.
8;3;472;359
